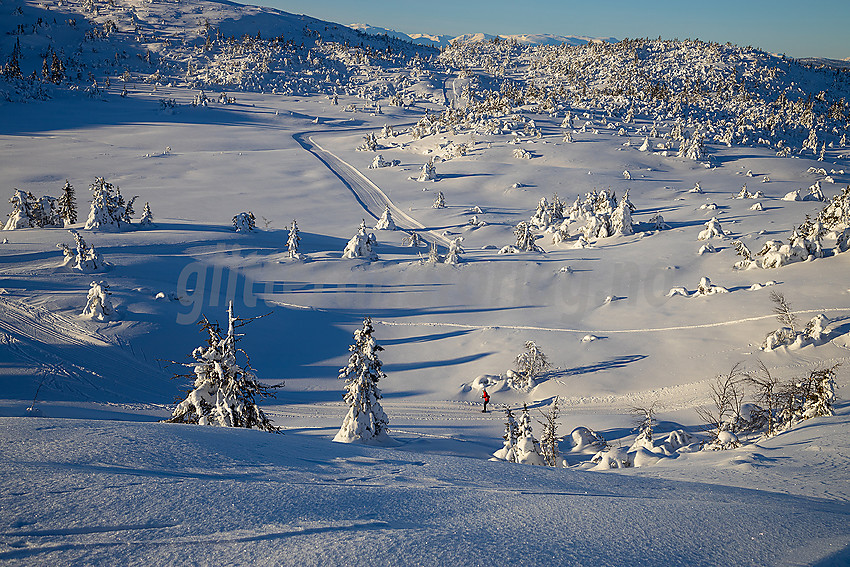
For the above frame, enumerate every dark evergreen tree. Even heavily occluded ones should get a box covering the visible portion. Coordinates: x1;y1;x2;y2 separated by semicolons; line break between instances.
57;179;77;224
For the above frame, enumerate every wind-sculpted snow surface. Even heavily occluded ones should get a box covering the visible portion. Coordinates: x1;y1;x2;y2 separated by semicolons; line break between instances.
2;417;850;566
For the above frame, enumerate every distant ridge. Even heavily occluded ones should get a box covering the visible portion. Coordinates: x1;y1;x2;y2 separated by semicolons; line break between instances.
348;24;616;49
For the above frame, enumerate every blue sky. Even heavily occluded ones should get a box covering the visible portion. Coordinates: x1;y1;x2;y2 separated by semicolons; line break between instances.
248;0;849;59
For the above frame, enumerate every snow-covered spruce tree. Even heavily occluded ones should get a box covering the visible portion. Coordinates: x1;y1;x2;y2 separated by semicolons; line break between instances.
514;403;544;465
417;158;437;182
139;202;154;227
492;407;519;462
444;237;463;264
287;220;303;259
510;341;550;389
85;177;132;231
166;302;280;433
31;195;63;228
81;280;114;321
801;365;839;419
538;397;561;467
374;206;397;230
57;180;77;225
432;191;446;209
334;317;391;444
514;221;542;252
610;193;634;236
232;211;256;233
342;220;378;260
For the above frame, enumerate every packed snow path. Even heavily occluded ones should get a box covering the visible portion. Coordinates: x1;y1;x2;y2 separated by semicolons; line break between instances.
293;132;452;247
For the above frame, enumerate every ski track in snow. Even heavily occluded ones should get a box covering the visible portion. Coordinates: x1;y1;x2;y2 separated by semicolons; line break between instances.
293;131;452;247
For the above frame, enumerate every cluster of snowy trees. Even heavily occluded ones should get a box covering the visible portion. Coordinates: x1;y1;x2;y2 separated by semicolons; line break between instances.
734;186;850;270
5;178;153;232
4;181;75;230
492;400;562;467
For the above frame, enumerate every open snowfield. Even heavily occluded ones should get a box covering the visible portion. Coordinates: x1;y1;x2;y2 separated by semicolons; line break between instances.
2;0;850;564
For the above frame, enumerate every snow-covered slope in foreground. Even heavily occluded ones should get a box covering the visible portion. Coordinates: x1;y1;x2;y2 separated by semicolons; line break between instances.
2;413;850;566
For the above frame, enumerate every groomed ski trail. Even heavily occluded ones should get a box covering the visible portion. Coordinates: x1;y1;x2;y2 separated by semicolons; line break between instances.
293;132;451;247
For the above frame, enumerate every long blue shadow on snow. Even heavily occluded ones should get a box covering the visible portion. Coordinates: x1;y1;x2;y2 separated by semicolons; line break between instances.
551;354;648;378
383;352;493;373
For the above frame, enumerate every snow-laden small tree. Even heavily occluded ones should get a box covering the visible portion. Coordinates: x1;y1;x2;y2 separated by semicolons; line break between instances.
629;404;657;450
402;232;424;247
334;317;391;444
232;211;256;232
698;217;725;240
492;407;519;462
514;221;542;252
374;207;397;230
538;397;561;467
81;280;114;321
4;189;34;230
139;202;154;227
514;403;544;465
166;302;280;432
432;191;446;209
342;220;377;260
511;341;550;389
61;230;105;272
417;158;437;182
287;220;303;259
610;194;634;236
444;237;463;264
424;241;442;264
801;365;839;419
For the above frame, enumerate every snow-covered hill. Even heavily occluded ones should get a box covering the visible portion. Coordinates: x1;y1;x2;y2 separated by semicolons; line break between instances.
2;0;850;564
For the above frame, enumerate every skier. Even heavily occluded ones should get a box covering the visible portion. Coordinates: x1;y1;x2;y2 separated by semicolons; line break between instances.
481;388;490;413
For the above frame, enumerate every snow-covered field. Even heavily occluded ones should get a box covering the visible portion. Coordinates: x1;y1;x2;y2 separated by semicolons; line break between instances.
2;0;850;564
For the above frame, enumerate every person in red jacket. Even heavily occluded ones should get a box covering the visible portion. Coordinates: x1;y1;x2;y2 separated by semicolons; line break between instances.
481;388;490;413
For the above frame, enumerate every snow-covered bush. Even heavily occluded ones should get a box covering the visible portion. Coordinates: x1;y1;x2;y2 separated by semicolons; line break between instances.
357;132;378;151
374;207;397;230
81;280;114;321
166;302;280;432
444;237;463;264
368;154;399;169
85;177;135;232
342;220;378;260
61;230;105;272
565;427;607;454
402;232;424;247
697;217;725;240
232;211;256;233
334;317;391;444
